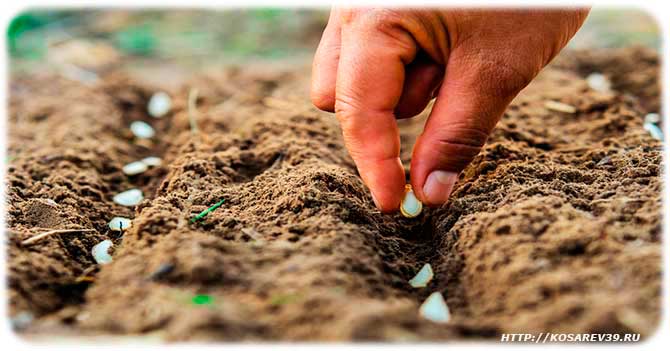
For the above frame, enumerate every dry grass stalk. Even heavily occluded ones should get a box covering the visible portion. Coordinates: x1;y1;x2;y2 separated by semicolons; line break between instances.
22;228;96;246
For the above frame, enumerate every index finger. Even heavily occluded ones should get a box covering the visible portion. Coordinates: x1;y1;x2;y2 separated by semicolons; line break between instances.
334;11;417;212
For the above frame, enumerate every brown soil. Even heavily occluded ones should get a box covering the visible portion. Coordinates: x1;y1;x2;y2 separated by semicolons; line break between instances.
6;47;662;342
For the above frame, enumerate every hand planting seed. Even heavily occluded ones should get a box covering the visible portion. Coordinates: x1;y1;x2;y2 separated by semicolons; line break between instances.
92;239;113;265
400;184;422;218
130;121;155;139
113;189;144;206
409;263;434;288
122;161;148;176
419;292;450;324
108;217;132;231
544;100;577;114
148;92;172;118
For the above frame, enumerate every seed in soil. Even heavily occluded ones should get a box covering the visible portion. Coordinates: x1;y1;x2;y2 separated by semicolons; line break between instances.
148;91;172;118
644;122;663;141
586;72;611;93
190;198;226;223
191;294;213;306
92;239;113;265
419;292;450;324
122;161;148;176
141;156;162;167
130;121;155;139
544;100;577;114
10;311;34;331
113;189;144;206
645;113;660;124
400;184;422;218
108;217;132;231
44;199;58;206
409;263;434;288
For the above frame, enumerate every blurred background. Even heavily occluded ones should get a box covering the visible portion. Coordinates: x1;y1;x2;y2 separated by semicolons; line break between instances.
7;8;661;78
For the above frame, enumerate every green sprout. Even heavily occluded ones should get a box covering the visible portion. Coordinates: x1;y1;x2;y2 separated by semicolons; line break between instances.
190;198;226;223
191;294;214;306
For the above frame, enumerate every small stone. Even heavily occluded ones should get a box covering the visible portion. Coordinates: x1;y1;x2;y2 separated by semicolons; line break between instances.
148;92;172;118
586;73;611;93
130;121;155;139
596;156;612;167
148;263;175;281
141;156;162;167
92;239;113;265
76;311;91;323
409;263;434;288
419;292;450;324
400;184;422;218
644;113;660;124
122;161;148;176
545;100;577;114
108;217;132;231
113;189;144;206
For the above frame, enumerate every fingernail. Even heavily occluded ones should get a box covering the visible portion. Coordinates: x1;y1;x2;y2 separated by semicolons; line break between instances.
423;171;458;205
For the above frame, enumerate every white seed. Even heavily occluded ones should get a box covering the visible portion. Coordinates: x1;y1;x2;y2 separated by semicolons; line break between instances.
92;239;113;265
400;184;422;218
122;161;148;176
545;100;577;114
586;73;611;93
419;292;450;324
130;121;155;139
644;113;660;124
45;199;58;206
644;122;664;141
113;189;144;206
141;156;162;167
409;263;434;288
11;311;34;330
148;92;172;118
108;217;132;231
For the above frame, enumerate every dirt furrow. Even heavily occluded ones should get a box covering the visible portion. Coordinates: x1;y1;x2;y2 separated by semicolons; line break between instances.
8;47;662;341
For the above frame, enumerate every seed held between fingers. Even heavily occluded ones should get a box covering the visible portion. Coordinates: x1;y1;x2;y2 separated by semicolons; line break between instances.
400;184;422;218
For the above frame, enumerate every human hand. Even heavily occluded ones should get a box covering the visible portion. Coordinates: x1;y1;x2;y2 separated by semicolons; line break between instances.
311;8;589;212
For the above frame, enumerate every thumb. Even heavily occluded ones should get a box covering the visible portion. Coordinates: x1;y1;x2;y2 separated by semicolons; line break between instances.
410;53;533;206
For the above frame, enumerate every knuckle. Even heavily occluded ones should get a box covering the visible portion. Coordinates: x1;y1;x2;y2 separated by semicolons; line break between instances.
426;124;489;171
333;96;361;126
338;8;364;25
339;9;415;56
433;123;490;149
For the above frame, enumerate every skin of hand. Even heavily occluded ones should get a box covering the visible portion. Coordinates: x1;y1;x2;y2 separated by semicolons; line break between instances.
311;8;589;212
